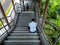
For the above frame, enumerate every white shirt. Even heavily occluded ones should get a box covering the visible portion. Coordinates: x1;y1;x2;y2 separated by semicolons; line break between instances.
28;21;37;32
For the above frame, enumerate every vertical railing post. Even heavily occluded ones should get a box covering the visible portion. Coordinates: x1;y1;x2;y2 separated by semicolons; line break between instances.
42;0;49;27
20;0;21;5
22;0;24;11
38;0;42;17
0;3;10;28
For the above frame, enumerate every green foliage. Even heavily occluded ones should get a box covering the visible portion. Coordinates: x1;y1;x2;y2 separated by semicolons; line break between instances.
57;20;60;27
47;0;60;19
32;0;60;45
44;24;54;35
48;15;60;28
34;0;60;45
57;38;60;45
44;23;60;45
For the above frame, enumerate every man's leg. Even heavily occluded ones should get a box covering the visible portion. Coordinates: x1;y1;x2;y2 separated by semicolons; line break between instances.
28;26;31;32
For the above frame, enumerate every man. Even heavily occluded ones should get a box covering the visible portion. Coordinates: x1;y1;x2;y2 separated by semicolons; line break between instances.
26;3;29;11
28;18;37;33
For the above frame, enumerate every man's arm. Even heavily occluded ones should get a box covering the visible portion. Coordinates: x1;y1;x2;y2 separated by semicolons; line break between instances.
28;23;30;29
36;23;38;30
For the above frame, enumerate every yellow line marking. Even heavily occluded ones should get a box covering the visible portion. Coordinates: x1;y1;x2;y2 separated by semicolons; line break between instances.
5;2;13;16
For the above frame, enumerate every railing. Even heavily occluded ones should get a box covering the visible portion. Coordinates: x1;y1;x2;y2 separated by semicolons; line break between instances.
34;3;51;45
46;20;60;31
14;3;23;12
0;18;8;36
34;3;60;45
0;9;14;37
0;3;21;44
45;20;60;45
34;2;60;45
0;3;21;37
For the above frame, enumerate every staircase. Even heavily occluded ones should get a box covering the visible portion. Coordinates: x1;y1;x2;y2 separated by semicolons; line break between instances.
3;11;40;45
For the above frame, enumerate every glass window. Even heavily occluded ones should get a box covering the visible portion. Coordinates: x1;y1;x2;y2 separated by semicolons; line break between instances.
7;17;11;23
0;21;3;29
1;19;7;26
5;25;9;30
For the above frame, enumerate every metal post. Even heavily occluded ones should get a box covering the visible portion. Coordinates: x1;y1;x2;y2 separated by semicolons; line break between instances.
41;0;49;27
20;0;21;5
0;3;10;28
22;0;24;11
39;0;41;17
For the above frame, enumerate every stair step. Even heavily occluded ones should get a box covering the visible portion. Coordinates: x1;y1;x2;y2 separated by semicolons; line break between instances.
4;40;40;45
7;36;39;40
14;29;28;31
15;27;28;29
12;31;29;33
10;33;38;36
3;12;40;45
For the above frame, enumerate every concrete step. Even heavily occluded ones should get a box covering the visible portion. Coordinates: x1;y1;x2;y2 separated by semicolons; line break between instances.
15;27;28;29
10;33;38;36
7;36;39;40
14;29;28;31
22;11;34;13
4;40;40;45
12;31;29;33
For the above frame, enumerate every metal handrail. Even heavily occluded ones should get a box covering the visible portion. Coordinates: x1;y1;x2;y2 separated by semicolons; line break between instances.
35;3;60;45
0;18;9;37
0;15;17;37
0;18;4;20
0;2;21;37
45;20;60;45
45;20;60;30
15;3;22;12
0;18;11;37
0;9;14;37
34;3;51;45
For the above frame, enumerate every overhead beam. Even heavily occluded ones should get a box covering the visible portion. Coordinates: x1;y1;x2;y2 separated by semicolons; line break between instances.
0;3;10;28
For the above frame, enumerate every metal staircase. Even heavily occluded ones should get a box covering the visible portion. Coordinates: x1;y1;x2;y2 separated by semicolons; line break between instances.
3;11;40;45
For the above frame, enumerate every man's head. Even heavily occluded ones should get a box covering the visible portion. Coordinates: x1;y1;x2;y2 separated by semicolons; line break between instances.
31;18;35;21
